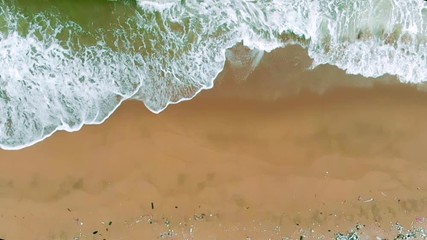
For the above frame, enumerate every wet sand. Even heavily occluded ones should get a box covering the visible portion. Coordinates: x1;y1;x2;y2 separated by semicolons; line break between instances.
0;46;427;239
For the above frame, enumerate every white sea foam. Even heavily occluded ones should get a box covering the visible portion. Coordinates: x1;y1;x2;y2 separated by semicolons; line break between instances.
137;0;176;11
0;4;141;149
2;0;427;149
306;0;427;83
133;0;427;105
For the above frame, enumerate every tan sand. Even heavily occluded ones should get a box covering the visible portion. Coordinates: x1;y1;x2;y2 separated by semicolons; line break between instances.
0;46;426;239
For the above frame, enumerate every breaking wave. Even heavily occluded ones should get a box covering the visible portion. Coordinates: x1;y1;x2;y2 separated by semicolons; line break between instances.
1;0;427;149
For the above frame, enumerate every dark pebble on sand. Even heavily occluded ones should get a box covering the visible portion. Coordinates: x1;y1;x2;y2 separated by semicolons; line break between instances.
93;231;98;235
108;221;112;226
151;202;154;209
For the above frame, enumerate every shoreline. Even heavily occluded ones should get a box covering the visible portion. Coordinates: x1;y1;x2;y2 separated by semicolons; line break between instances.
0;46;426;239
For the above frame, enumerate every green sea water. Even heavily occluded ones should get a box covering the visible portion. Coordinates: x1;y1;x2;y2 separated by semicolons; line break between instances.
13;0;133;27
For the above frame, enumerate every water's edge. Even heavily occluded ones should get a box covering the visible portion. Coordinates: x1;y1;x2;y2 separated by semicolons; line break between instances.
1;0;427;149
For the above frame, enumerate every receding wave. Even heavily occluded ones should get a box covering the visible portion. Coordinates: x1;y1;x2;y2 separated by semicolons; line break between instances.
1;0;427;149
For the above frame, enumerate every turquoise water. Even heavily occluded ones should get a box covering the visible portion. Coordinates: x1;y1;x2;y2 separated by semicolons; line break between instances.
1;0;427;149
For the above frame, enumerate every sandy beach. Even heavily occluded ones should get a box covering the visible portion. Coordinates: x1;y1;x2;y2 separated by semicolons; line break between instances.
0;46;426;239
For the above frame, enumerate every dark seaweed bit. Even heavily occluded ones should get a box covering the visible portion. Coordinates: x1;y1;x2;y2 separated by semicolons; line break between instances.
93;230;98;235
300;236;303;240
67;208;71;212
151;202;154;210
108;221;112;226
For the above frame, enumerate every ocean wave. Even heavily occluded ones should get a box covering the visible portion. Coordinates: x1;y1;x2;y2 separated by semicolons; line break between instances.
1;0;427;149
0;3;141;149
